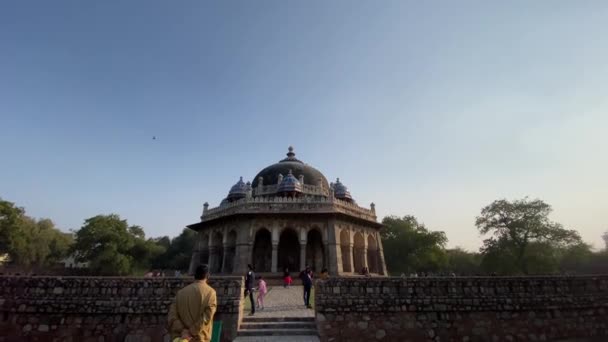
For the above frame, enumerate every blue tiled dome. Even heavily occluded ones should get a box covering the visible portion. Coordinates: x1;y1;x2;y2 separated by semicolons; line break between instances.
332;178;353;201
277;170;303;194
227;177;247;201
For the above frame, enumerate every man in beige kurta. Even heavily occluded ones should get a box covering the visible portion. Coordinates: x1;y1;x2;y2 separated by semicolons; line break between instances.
168;264;217;342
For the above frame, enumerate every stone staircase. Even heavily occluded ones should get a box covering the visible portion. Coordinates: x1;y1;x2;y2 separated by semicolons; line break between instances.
237;316;318;337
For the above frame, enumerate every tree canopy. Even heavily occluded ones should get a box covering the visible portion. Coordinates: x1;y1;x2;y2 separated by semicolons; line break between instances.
476;198;583;275
0;198;72;269
72;214;165;275
381;215;448;275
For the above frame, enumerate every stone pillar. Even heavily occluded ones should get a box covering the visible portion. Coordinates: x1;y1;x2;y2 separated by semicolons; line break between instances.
327;219;341;275
234;243;250;274
299;227;307;270
376;232;389;276
347;244;354;273
272;225;279;273
362;234;369;271
300;243;306;270
208;247;217;273
221;243;229;274
271;243;278;273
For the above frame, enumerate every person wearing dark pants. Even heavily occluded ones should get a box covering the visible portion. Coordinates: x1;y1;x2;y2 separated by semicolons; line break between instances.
245;264;255;315
300;266;313;308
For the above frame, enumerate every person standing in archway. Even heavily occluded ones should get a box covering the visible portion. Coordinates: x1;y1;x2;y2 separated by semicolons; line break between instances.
245;264;256;315
299;265;313;309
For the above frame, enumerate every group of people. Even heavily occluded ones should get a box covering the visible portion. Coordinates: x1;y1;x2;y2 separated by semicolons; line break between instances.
167;264;329;341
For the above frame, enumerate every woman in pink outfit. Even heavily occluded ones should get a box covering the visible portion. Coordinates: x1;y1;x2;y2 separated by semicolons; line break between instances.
256;276;268;310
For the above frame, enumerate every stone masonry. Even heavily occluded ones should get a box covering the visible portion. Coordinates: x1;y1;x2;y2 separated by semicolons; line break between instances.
0;276;244;342
315;276;608;342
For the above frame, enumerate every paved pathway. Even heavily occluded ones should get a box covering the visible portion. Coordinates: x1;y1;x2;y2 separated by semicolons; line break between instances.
245;285;314;318
234;285;319;341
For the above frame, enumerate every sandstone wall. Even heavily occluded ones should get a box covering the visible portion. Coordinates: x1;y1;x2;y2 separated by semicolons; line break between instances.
0;276;243;342
315;276;608;342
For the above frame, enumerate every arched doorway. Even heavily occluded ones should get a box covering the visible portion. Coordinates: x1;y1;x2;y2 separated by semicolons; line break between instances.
367;234;378;274
252;228;272;272
212;232;224;273
199;233;210;266
224;230;237;273
306;229;325;272
340;229;351;272
278;228;300;272
353;232;365;274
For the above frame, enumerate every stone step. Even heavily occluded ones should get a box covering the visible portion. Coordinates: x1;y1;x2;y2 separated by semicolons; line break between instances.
240;321;316;330
237;328;319;336
242;316;315;323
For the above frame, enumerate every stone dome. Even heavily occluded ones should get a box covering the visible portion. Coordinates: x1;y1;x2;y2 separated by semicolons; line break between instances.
227;176;247;201
332;178;353;201
277;170;303;194
251;146;329;189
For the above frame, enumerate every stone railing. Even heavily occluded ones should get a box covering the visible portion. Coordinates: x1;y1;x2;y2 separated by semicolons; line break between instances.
252;183;329;197
315;276;608;342
201;196;377;223
0;276;244;342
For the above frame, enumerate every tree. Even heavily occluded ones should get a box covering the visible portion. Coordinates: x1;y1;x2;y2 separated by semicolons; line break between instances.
72;214;141;275
1;198;73;269
155;229;197;271
0;198;25;254
381;215;448;275
445;248;481;275
476;198;582;275
603;231;608;250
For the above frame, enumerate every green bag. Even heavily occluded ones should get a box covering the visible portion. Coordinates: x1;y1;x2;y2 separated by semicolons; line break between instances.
211;320;223;342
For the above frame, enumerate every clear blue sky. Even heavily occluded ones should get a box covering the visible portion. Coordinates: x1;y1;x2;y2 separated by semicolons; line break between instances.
1;1;607;250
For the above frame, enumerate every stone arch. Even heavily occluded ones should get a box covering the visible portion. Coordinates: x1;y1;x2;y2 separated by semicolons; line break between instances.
224;230;237;274
339;229;351;272
278;228;300;272
353;232;365;274
212;232;223;273
199;233;210;265
252;228;272;272
367;234;379;274
306;228;325;272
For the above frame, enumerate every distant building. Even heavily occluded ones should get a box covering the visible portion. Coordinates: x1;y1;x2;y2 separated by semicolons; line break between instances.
187;147;388;276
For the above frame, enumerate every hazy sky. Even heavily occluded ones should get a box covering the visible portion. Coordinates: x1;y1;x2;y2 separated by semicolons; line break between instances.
1;1;607;251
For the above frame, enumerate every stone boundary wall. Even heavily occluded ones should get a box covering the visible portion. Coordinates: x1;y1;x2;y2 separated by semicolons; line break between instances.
315;276;608;342
0;276;244;342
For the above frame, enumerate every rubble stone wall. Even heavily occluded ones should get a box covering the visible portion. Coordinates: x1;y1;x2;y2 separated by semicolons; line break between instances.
315;276;608;342
0;276;244;342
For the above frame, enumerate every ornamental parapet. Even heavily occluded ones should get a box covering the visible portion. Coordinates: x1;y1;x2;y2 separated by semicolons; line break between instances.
200;196;377;223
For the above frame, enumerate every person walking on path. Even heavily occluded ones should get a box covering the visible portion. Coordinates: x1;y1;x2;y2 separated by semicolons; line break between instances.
283;268;292;288
245;264;256;315
256;276;268;310
167;264;217;342
300;266;313;309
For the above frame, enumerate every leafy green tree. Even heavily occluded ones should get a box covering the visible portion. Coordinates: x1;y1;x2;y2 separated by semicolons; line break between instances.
381;215;448;275
159;229;197;271
476;198;582;275
603;231;608;251
0;198;25;254
445;248;481;275
72;214;140;275
558;243;594;274
1;199;73;269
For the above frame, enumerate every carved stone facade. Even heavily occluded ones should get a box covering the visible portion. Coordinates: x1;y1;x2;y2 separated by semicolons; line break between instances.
187;147;388;276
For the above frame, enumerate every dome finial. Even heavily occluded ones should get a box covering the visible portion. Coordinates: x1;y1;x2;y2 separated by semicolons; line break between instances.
286;146;295;158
